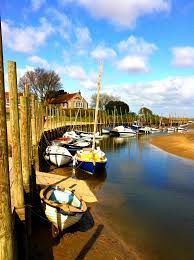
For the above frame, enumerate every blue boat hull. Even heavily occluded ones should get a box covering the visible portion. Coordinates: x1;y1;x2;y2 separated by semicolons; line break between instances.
76;160;107;174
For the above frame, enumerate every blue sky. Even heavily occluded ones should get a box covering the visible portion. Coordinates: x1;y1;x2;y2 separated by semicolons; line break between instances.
1;0;194;116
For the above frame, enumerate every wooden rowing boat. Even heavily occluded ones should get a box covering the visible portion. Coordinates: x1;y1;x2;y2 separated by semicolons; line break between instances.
40;186;87;236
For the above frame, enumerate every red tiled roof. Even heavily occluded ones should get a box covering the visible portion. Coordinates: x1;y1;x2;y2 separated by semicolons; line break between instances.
48;92;79;104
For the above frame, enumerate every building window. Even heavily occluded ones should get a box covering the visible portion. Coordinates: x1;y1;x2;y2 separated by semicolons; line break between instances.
75;101;83;108
63;102;67;108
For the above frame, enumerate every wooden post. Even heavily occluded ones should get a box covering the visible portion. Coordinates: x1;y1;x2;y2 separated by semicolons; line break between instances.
24;84;32;175
49;104;52;130
20;96;30;193
70;109;72;125
8;60;25;220
31;95;36;145
45;106;48;129
0;20;14;260
57;107;60;128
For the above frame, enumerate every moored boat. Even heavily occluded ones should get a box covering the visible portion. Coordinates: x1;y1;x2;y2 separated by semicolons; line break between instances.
44;145;72;167
74;64;107;174
63;140;91;155
101;126;112;134
110;125;136;137
74;147;107;174
52;136;73;146
40;186;87;235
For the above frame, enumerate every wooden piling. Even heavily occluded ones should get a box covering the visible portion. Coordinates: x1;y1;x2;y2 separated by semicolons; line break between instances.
31;95;36;145
8;60;25;221
0;19;14;260
20;96;30;193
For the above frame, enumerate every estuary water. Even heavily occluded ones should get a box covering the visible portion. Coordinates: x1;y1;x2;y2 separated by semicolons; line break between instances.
86;135;194;260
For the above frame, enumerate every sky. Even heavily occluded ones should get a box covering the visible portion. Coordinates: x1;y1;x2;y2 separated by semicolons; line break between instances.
1;0;194;116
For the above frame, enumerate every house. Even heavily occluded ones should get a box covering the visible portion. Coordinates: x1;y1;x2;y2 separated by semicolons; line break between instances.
48;91;88;109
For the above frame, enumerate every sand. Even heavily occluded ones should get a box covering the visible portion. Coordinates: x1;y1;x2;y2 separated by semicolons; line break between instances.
31;204;141;260
150;131;194;161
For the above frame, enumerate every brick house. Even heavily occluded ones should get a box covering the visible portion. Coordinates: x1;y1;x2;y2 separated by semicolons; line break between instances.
48;91;88;109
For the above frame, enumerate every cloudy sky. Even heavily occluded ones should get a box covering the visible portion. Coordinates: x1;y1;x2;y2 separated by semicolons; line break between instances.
1;0;194;116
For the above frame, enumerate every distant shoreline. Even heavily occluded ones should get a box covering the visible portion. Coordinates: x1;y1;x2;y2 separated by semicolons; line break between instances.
150;131;194;161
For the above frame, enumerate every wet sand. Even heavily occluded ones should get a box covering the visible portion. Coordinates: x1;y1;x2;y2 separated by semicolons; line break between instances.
150;131;194;161
31;203;141;260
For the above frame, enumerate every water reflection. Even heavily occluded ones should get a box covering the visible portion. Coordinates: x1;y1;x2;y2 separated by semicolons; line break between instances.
91;135;194;260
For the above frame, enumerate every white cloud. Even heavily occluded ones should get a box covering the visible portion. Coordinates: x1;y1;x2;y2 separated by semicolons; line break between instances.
91;45;117;60
75;26;92;46
172;46;194;67
117;55;148;73
31;0;46;10
118;35;158;56
2;18;54;53
56;64;98;90
28;55;49;68
57;65;86;81
46;8;71;40
103;76;194;115
67;0;170;27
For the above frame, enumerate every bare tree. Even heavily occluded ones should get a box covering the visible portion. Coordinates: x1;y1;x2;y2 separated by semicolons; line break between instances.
19;68;62;100
91;93;119;109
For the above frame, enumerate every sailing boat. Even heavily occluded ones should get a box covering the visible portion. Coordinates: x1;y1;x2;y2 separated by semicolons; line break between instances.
74;65;107;174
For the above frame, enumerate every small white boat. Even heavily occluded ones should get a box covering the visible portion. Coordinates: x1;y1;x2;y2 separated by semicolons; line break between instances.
52;137;74;146
110;125;136;137
167;127;176;132
80;131;103;139
40;186;87;236
101;127;112;134
45;145;72;167
150;128;161;134
179;123;189;128
177;126;187;132
63;131;80;140
139;126;151;134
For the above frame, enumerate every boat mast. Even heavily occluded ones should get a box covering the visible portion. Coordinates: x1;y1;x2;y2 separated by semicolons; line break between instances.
92;64;102;149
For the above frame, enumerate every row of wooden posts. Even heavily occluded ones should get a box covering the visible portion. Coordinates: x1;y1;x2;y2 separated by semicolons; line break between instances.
0;31;130;260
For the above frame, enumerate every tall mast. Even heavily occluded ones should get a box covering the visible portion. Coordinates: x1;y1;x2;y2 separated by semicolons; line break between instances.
92;64;102;149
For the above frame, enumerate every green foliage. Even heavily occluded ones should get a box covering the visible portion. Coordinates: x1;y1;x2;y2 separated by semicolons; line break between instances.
105;100;129;114
139;107;153;115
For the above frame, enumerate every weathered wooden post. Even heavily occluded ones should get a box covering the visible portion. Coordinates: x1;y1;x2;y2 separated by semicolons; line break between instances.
70;109;72;125
57;107;60;128
49;104;52;130
20;96;30;193
8;60;25;221
0;19;14;260
31;95;36;145
45;106;48;129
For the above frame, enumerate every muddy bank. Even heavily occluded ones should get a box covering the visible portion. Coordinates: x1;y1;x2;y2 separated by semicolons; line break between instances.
150;131;194;160
31;204;141;260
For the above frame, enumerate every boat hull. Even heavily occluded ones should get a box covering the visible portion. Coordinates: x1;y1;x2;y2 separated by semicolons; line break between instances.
43;203;83;231
76;160;107;174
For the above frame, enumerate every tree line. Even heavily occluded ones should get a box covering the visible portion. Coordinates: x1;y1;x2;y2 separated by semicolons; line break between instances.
18;67;165;125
